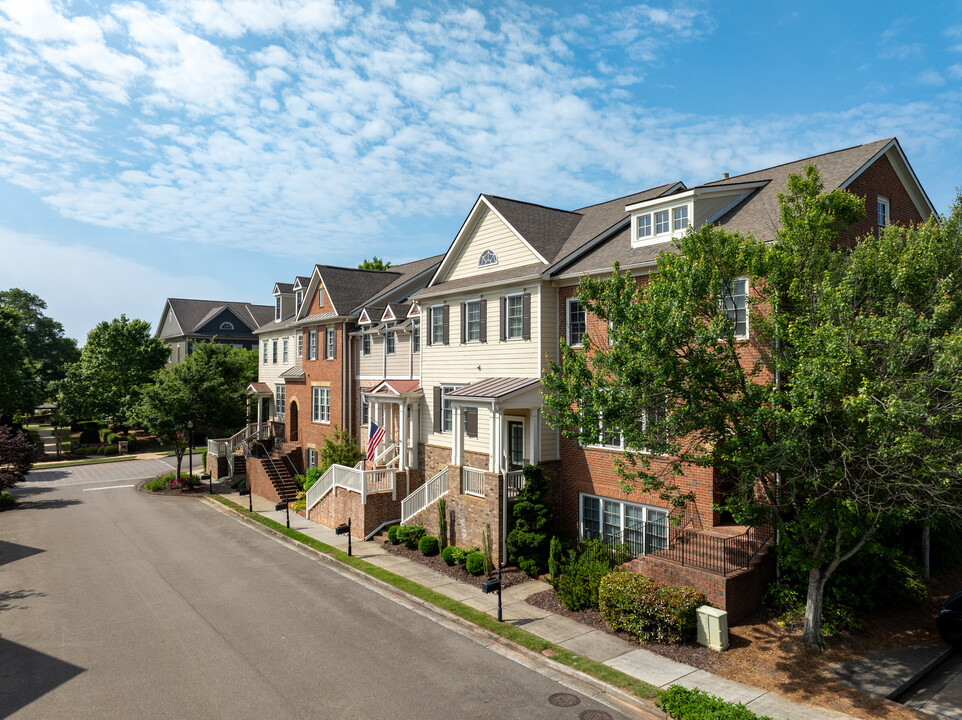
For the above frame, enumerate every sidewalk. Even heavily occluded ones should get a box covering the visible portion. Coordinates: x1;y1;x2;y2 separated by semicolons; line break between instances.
220;490;857;720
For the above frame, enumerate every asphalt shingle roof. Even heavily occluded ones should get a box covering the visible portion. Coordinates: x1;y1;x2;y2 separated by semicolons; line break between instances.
160;298;274;338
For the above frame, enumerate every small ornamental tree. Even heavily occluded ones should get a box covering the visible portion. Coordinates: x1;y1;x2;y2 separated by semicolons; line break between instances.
0;425;34;490
319;426;363;473
505;465;554;575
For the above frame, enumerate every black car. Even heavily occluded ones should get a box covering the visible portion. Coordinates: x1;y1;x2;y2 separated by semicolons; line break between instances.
936;591;962;644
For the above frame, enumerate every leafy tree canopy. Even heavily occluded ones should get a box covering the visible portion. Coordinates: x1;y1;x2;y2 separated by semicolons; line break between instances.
357;256;393;271
542;166;962;646
60;315;168;430
0;308;37;422
0;289;80;400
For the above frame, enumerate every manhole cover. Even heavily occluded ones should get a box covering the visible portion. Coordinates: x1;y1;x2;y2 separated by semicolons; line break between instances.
579;711;613;720
547;693;581;707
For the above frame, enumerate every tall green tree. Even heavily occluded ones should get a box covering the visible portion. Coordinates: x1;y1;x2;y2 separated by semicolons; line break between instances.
357;256;393;271
62;315;168;430
135;343;257;477
542;167;962;646
0;289;80;401
0;307;37;422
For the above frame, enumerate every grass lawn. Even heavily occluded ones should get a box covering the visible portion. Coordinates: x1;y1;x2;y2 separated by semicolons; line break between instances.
209;494;660;704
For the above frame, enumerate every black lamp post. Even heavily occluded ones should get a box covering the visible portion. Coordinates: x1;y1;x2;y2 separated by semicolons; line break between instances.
187;420;194;480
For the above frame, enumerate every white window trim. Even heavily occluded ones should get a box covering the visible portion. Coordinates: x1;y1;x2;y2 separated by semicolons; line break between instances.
877;195;890;231
220;321;234;330
312;386;331;424
431;304;446;346
282;339;288;364
412;323;421;354
361;333;371;356
566;297;586;347
504;293;524;341
309;330;318;360
630;201;693;249
386;325;396;355
272;339;278;364
361;398;370;426
719;275;750;340
275;296;281;321
325;328;336;359
275;384;286;421
578;493;669;553
479;249;498;267
440;384;462;434
297;333;303;358
464;298;482;343
262;341;268;363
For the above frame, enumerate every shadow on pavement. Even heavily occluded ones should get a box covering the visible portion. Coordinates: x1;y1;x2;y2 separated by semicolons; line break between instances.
0;589;47;612
0;637;85;717
0;540;45;568
14;498;83;511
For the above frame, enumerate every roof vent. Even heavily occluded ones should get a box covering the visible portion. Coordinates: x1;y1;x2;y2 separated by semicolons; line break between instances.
722;172;730;180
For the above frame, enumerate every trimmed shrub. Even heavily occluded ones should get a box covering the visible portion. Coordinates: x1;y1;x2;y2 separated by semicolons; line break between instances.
297;466;323;492
387;525;401;544
102;445;118;456
441;545;458;565
555;552;611;610
290;491;306;512
397;525;425;550
437;497;448;551
144;477;167;492
505;465;554;575
599;572;708;644
0;491;16;509
465;552;485;575
418;535;439;556
79;427;100;444
657;685;774;720
548;535;563;583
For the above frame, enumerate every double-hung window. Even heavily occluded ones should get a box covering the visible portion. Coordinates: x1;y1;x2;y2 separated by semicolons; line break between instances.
720;277;749;339
412;323;421;353
441;385;459;433
655;210;670;234
275;296;281;321
272;339;278;364
282;339;288;364
636;214;652;241
567;298;586;346
309;330;318;360
431;305;445;345
505;295;523;340
312;386;330;423
386;325;396;355
262;341;268;363
877;196;890;234
361;398;370;426
274;384;285;421
306;447;318;468
362;333;371;356
465;301;481;342
581;494;669;555
672;206;689;232
325;328;336;359
297;332;303;358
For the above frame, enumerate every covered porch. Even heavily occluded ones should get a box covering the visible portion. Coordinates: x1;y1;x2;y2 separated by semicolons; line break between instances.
363;380;423;473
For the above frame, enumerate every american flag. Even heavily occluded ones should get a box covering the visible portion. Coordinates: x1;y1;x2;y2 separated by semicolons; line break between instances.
367;420;385;463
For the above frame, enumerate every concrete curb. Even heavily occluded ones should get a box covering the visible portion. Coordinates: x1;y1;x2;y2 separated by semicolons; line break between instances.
199;494;665;720
886;645;954;700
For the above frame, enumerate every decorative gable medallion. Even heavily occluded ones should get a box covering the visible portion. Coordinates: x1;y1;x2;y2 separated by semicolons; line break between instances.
479;249;498;267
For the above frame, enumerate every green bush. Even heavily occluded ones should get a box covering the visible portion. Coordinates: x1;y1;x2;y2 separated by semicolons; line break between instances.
656;685;774;720
79;427;100;444
465;552;485;575
548;535;563;582
290;491;306;512
418;535;439;556
441;545;458;565
145;477;167;492
122;435;138;452
0;491;16;509
103;445;118;456
397;525;425;549
505;465;554;575
387;525;400;544
437;497;448;551
297;466;323;491
599;572;708;644
556;555;612;611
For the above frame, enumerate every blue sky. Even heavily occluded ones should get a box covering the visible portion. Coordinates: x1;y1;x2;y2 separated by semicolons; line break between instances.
1;0;960;344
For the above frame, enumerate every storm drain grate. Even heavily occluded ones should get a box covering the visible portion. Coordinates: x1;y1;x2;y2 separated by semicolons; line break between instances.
547;692;581;707
579;711;613;720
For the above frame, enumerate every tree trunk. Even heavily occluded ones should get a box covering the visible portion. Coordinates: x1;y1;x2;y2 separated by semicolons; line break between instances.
802;566;828;647
923;524;931;579
175;452;184;479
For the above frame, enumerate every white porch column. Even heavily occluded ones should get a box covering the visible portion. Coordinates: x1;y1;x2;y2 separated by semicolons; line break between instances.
256;396;263;425
410;402;420;470
488;403;496;473
453;406;465;466
493;407;504;474
529;409;540;465
399;400;409;472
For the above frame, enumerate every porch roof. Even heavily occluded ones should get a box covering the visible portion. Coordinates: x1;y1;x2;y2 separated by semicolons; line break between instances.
446;377;541;401
365;379;422;396
279;364;305;380
246;382;272;396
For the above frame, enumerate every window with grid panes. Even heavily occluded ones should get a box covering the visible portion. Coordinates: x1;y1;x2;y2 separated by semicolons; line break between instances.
465;301;480;342
506;295;523;339
720;277;748;338
567;299;586;346
431;306;445;345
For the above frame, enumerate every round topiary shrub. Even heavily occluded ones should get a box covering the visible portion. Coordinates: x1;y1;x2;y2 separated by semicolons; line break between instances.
418;535;439;556
103;445;118;456
441;545;457;566
387;525;400;544
0;491;16;509
465;552;485;575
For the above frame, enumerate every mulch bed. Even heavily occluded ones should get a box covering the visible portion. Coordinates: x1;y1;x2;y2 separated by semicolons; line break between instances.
525;587;720;672
382;540;530;591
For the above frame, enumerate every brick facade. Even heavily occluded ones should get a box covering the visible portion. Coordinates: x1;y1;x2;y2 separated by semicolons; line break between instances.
307;470;413;539
839;153;927;245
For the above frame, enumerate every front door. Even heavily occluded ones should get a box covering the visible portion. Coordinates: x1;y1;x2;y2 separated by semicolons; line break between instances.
507;420;524;470
289;401;298;442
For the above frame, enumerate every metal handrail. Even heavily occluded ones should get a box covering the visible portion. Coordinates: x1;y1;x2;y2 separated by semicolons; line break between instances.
400;467;448;523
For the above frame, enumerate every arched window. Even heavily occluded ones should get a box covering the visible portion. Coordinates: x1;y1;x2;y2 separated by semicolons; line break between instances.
220;322;234;330
479;249;498;267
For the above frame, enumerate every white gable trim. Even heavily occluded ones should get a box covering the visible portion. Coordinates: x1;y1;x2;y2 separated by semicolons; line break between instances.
381;306;396;322
358;308;373;325
428;195;548;287
299;266;340;319
840;139;936;220
407;302;421;318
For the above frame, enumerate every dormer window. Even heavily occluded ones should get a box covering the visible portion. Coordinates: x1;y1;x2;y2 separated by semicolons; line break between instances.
220;322;234;330
479;249;498;267
672;206;689;231
636;215;652;241
275;297;281;321
295;290;303;312
631;202;692;249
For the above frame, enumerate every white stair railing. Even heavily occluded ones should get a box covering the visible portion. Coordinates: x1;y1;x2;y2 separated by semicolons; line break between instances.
305;464;398;512
401;467;448;523
371;442;398;468
461;467;486;497
506;470;526;499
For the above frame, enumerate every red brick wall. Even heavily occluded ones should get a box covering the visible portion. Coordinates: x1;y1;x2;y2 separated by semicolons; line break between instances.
247;456;282;504
294;321;349;456
839;153;927;245
307;472;412;538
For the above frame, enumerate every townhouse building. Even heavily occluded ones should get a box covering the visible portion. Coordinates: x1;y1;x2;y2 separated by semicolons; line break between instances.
155;297;273;365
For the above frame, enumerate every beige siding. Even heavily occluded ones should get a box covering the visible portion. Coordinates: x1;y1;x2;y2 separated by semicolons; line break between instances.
445;206;540;282
357;334;383;377
385;332;413;378
694;195;738;228
540;412;559;462
160;309;181;338
539;284;559;370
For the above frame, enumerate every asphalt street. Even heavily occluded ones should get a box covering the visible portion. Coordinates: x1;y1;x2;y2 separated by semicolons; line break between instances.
1;460;641;719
